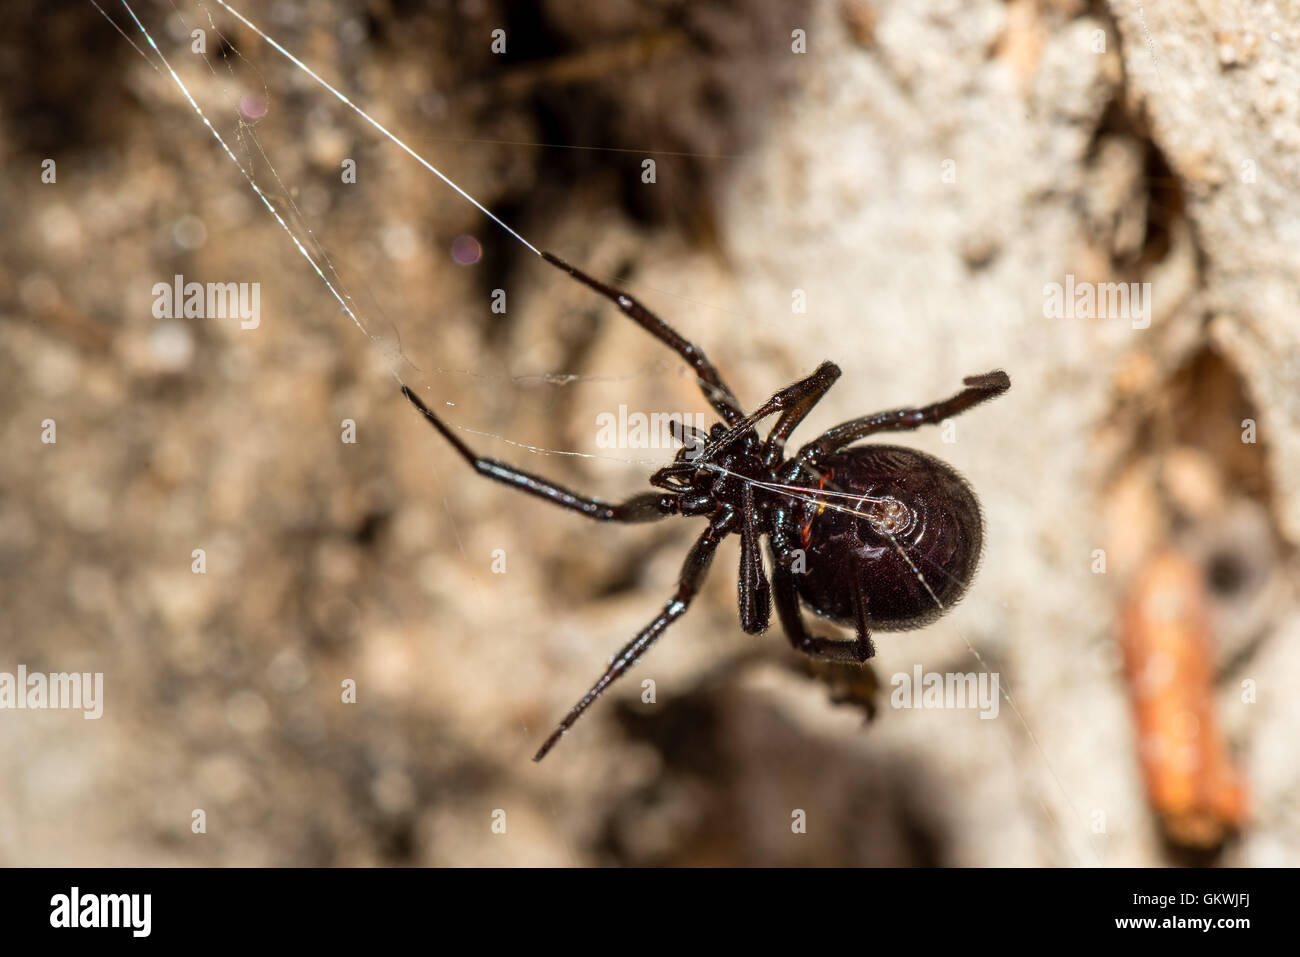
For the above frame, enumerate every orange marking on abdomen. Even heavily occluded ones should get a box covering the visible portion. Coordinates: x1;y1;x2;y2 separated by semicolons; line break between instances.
799;469;833;548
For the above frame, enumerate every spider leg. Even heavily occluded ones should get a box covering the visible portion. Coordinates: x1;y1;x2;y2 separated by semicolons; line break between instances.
403;385;673;522
540;251;744;425
795;370;1010;467
737;482;771;635
696;360;841;461
762;361;842;465
533;510;735;761
770;561;875;663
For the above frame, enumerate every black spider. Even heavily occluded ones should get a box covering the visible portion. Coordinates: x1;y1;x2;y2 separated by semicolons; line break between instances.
402;251;1010;760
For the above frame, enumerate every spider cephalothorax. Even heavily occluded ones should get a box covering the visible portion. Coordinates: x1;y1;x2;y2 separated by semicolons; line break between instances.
403;250;1009;760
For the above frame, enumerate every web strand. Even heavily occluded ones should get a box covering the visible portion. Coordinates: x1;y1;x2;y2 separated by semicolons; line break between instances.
207;0;541;257
116;0;378;350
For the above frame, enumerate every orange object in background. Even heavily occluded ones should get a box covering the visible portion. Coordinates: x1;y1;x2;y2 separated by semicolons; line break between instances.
1120;551;1248;849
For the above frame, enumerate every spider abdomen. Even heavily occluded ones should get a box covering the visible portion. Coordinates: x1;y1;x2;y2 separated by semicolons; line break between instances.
780;445;984;632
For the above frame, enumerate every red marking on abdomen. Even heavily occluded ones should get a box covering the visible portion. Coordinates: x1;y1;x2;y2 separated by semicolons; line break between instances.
799;469;834;548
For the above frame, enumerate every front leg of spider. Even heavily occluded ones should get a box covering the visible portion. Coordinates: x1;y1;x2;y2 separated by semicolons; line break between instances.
794;371;1010;466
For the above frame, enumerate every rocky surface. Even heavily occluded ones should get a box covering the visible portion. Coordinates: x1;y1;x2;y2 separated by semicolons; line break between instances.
0;0;1295;865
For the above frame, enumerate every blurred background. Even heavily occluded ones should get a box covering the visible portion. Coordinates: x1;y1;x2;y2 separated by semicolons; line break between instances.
1;0;1298;866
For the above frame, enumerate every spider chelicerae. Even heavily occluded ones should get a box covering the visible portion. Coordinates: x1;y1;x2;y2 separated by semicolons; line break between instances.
403;251;1010;760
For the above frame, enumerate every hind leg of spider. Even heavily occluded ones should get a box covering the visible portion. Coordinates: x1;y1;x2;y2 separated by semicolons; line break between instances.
540;251;744;425
770;561;875;663
403;385;672;522
533;511;734;761
795;370;1010;466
